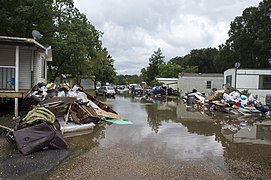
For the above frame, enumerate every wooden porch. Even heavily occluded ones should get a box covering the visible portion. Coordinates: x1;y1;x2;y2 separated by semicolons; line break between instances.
0;90;29;99
0;90;29;117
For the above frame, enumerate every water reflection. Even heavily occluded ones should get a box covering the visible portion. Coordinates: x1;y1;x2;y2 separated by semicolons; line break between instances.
101;95;270;142
65;123;107;152
97;95;271;178
176;101;271;178
221;117;271;145
145;98;177;133
96;95;271;148
100;95;224;159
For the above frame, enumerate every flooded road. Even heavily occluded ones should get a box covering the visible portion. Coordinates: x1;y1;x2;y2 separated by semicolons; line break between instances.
59;94;271;179
99;95;223;160
1;93;271;179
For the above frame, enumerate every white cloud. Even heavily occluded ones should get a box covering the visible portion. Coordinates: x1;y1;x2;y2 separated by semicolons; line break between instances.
74;0;261;75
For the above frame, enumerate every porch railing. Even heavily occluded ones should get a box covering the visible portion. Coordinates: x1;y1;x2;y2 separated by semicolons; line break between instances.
0;66;15;90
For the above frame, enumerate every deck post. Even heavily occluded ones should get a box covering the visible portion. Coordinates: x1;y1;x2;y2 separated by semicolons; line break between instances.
14;46;19;117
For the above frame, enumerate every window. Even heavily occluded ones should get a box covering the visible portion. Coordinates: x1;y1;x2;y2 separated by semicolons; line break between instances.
259;75;271;89
226;75;232;86
206;80;211;89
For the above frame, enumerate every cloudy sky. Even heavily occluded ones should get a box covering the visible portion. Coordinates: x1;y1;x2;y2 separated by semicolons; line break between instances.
74;0;261;75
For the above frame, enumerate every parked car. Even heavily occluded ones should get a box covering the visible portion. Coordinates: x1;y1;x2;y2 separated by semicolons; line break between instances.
116;85;129;94
152;86;174;96
152;86;165;95
96;86;116;97
131;85;143;95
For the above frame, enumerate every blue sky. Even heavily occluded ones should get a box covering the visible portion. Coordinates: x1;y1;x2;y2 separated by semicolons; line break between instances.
74;0;262;75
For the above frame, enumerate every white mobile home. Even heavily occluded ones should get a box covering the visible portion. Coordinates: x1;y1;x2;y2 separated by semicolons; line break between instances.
178;73;224;96
80;78;95;90
155;78;178;90
0;36;52;116
224;68;271;103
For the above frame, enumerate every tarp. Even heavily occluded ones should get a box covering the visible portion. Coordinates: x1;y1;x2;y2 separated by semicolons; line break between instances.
101;117;133;125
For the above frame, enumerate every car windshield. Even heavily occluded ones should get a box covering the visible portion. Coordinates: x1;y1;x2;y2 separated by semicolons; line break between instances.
107;86;114;90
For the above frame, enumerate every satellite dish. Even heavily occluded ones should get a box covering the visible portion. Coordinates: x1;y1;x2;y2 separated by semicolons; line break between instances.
32;30;43;40
235;62;240;69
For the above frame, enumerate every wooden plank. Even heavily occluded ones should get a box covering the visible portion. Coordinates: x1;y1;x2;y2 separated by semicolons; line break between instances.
212;100;227;107
94;109;123;119
0;91;25;98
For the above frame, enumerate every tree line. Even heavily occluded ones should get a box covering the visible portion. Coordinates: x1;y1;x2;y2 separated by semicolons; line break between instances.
137;0;271;86
0;0;116;87
1;1;270;87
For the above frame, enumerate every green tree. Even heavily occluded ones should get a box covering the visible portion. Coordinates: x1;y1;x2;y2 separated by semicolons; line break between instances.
183;66;198;73
227;1;271;69
52;1;116;84
0;0;54;39
168;56;188;67
213;44;237;72
0;0;116;85
158;64;182;78
140;68;148;83
146;48;165;84
150;79;161;87
87;49;116;87
187;48;218;73
126;75;142;84
49;0;107;83
115;75;127;85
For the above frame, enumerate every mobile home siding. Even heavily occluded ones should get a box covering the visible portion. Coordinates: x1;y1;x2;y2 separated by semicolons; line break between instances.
237;74;259;89
0;46;16;89
0;36;51;95
224;68;271;104
178;73;223;96
34;52;47;84
0;46;15;66
19;48;32;89
156;78;178;90
81;78;94;89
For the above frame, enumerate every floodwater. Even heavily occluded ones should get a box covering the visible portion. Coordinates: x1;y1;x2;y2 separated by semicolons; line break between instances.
1;93;271;179
64;94;271;179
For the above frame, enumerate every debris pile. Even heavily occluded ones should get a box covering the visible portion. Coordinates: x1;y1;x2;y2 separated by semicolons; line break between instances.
4;82;124;155
183;83;270;117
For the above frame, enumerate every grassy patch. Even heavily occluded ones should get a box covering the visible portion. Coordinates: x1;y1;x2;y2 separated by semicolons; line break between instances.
0;115;15;128
84;89;96;96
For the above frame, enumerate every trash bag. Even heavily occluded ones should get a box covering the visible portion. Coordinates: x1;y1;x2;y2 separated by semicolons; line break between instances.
187;94;195;106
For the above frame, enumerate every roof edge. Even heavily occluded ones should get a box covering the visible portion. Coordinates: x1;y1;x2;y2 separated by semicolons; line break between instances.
0;35;46;50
